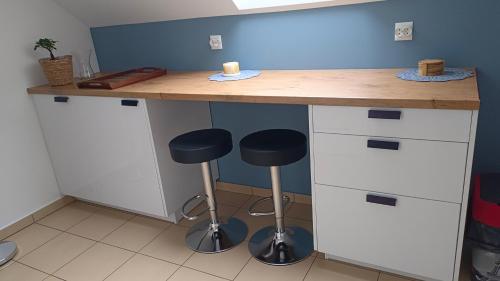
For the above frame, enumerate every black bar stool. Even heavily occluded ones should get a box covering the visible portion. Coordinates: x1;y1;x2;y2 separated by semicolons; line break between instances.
169;128;247;253
240;129;314;265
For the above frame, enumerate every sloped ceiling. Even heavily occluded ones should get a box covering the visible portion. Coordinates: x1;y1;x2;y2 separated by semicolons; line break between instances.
53;0;382;27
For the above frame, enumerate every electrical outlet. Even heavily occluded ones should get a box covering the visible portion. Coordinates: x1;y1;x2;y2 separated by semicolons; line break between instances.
209;35;223;50
395;22;413;41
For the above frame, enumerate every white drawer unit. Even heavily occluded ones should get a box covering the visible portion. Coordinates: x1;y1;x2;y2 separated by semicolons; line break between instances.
33;95;214;222
313;106;472;142
315;184;460;281
309;105;479;281
314;133;468;203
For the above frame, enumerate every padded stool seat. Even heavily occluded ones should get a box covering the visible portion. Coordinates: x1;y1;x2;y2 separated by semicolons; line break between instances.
169;128;232;164
168;128;247;254
240;129;307;166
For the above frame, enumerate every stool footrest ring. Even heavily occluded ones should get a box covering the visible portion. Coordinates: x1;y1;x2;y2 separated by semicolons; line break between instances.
181;194;208;221
248;195;290;217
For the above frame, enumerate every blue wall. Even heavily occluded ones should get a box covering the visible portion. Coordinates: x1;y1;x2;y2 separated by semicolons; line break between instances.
91;0;500;195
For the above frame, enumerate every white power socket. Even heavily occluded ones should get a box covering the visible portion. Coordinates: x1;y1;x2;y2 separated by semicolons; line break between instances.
395;22;413;41
209;35;223;50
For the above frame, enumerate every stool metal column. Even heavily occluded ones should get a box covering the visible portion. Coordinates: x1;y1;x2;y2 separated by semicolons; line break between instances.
240;129;314;265
271;166;285;234
201;161;218;228
184;161;248;253
169;128;247;254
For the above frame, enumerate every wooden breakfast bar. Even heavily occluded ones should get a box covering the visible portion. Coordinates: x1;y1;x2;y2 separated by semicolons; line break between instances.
27;68;479;281
28;69;479;109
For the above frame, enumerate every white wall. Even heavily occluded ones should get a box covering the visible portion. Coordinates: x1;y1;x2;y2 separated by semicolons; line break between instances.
0;0;99;230
53;0;382;27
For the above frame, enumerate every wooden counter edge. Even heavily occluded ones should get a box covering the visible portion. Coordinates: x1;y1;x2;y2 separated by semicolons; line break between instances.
26;86;480;110
26;69;481;110
158;93;480;110
27;85;163;100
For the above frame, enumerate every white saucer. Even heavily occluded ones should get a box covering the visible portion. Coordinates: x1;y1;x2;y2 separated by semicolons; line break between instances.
222;72;241;77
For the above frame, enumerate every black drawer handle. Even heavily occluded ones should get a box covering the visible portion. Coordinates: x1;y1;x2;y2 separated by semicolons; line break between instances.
368;109;401;120
54;96;69;103
366;194;397;206
121;100;138;107
367;140;400;150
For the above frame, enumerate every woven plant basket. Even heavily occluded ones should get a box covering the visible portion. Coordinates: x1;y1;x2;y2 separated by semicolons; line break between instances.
39;55;74;86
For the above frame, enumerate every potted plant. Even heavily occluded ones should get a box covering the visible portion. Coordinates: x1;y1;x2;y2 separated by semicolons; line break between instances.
34;38;73;86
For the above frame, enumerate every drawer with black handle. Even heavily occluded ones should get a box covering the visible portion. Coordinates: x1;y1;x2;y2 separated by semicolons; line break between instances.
312;105;471;142
314;183;460;281
313;132;467;203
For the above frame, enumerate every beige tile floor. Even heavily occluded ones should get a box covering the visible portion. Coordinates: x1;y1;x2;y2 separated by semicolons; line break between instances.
0;190;472;281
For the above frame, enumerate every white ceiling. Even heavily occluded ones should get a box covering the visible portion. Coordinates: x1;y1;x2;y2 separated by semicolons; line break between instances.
53;0;383;27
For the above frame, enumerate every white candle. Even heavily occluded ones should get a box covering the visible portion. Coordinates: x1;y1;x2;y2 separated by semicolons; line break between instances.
223;62;240;75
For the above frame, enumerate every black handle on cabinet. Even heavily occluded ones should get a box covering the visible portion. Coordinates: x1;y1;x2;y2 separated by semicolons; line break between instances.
368;109;401;120
367;140;400;150
121;100;138;107
366;194;397;207
54;96;69;103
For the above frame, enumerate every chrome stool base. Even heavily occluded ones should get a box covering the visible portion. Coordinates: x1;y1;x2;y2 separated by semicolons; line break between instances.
248;226;314;265
186;217;248;254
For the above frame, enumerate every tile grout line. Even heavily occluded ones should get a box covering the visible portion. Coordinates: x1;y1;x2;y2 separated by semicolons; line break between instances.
181;251;195;266
165;264;183;281
36;202;99;232
100;251;137;281
10;261;52;278
33;222;67;233
13;229;66;263
180;264;233;281
34;201;178;257
14;193;315;281
98;220;173;253
48;240;98;278
134;251;184;267
137;252;186;267
15;260;58;277
46;275;65;281
135;222;179;254
301;254;318;281
57;223;182;266
231;254;254;281
97;213;138;242
6;198;185;277
64;206;137;240
1;198;74;242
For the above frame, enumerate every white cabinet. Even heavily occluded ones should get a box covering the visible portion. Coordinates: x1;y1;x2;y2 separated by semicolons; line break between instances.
309;105;478;281
33;95;213;221
315;184;460;281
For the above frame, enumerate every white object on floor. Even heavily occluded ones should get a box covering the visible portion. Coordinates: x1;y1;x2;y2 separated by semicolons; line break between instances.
0;241;17;266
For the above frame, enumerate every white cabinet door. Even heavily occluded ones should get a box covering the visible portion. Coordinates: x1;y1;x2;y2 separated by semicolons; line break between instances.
315;184;460;281
33;95;166;217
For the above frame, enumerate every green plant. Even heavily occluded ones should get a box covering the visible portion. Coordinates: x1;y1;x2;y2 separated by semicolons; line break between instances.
34;38;57;60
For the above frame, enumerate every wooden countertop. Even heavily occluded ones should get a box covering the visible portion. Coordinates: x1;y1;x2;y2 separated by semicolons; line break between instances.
27;69;480;110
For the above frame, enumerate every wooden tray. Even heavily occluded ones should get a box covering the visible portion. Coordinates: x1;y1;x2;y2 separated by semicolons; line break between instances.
77;67;167;90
